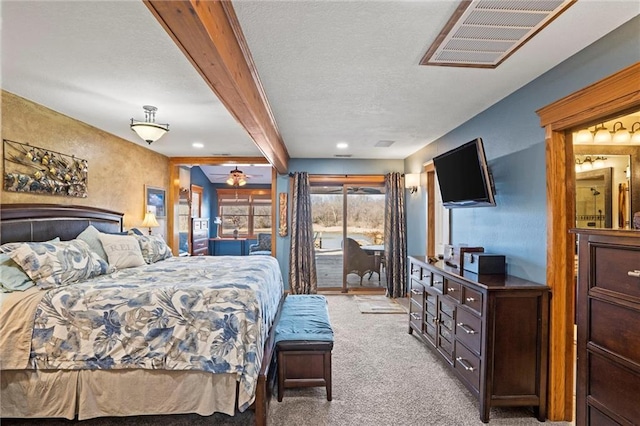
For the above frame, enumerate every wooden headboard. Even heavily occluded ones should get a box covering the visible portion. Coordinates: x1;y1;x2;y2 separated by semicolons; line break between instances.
0;204;123;244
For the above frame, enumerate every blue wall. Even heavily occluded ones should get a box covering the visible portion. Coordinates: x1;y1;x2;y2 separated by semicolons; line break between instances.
404;16;640;283
275;158;405;289
190;166;213;221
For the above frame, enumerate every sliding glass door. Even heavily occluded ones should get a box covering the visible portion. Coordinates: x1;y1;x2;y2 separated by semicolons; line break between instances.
310;177;385;292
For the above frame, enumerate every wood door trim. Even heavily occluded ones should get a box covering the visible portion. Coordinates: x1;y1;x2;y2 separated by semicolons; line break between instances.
145;1;289;173
424;162;435;257
536;62;640;421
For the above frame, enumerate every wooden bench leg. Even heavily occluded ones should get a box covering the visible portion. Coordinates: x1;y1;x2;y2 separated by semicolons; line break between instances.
277;350;284;402
325;350;332;401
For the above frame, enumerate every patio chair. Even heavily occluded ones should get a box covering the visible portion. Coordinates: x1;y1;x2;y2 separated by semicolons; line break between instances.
343;237;379;285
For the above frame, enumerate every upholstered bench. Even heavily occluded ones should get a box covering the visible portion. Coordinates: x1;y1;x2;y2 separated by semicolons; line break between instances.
275;294;334;402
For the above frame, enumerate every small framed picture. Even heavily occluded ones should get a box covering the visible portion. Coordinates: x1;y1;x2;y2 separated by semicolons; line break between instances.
145;185;166;218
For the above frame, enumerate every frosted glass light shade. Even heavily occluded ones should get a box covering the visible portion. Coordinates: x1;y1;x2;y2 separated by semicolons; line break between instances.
131;122;169;144
574;129;593;144
405;173;420;193
593;127;611;144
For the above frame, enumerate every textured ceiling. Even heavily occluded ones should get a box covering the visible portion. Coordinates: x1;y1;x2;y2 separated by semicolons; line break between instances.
2;1;639;164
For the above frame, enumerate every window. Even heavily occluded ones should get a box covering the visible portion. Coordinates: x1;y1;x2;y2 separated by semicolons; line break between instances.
217;188;271;238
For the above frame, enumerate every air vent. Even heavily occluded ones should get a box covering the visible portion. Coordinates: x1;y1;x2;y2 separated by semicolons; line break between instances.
420;0;575;68
375;140;396;148
334;154;353;158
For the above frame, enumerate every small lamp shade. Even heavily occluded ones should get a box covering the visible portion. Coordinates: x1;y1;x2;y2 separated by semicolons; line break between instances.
141;211;159;235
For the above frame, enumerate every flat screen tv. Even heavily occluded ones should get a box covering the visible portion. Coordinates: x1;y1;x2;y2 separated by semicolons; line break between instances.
433;138;496;208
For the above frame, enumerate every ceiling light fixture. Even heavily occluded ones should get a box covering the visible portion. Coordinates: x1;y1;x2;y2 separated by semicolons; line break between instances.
226;167;247;187
336;142;348;149
192;142;204;149
130;105;169;144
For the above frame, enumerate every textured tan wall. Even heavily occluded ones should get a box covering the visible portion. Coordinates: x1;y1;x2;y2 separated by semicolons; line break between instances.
1;91;170;235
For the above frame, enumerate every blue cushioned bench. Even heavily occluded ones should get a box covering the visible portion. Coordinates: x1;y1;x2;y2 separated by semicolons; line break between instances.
275;294;334;401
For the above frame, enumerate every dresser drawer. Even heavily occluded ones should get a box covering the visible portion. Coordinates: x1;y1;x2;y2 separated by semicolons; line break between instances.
591;299;640;365
192;239;208;251
456;308;482;355
594;245;640;299
589;351;640;423
444;279;462;303
410;262;422;279
455;341;480;393
432;273;444;293
409;302;422;332
410;281;424;306
462;286;483;315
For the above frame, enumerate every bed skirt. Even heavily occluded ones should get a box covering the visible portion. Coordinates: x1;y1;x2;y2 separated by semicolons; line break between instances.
1;369;238;420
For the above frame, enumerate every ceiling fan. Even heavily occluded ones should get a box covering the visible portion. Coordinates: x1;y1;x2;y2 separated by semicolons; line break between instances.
208;166;262;186
326;187;383;195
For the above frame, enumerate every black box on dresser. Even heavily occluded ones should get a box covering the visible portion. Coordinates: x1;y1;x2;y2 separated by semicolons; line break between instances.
407;255;549;423
462;253;505;275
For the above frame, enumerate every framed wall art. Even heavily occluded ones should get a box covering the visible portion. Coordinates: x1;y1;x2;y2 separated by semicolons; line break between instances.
145;185;166;218
3;139;88;198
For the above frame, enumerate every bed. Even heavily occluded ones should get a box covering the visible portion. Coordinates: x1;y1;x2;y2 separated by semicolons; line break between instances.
0;204;284;425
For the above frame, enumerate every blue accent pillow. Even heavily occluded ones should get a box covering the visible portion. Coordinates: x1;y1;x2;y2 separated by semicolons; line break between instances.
0;253;35;292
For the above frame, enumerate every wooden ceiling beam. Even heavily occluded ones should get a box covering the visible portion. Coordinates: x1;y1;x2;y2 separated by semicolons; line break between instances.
144;0;289;174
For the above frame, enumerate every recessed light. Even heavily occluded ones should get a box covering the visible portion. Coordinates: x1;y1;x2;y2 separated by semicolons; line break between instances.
336;142;348;149
192;142;204;148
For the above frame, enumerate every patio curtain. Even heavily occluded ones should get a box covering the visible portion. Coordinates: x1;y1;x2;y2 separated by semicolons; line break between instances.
384;172;407;298
289;172;318;294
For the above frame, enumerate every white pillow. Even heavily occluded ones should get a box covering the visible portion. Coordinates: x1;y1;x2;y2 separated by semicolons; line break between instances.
98;233;146;269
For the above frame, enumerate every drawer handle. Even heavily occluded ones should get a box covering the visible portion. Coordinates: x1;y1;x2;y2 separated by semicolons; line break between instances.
447;287;456;292
431;317;439;324
411;269;420;274
410;313;420;320
465;297;476;302
627;270;640;277
456;357;475;372
410;289;422;295
433;280;443;285
457;323;476;334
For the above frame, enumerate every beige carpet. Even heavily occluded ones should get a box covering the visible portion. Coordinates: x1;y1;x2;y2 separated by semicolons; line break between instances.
354;295;407;314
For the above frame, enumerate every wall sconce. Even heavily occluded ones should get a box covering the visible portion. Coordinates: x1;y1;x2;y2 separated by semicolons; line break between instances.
131;105;170;144
611;121;630;144
405;173;420;194
592;123;611;144
576;155;606;172
631;122;640;144
141;211;159;235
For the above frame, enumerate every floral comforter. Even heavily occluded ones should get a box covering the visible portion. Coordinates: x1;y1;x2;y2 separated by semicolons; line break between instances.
27;255;283;411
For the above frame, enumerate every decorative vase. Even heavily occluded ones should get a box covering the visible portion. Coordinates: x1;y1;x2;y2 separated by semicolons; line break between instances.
233;229;238;239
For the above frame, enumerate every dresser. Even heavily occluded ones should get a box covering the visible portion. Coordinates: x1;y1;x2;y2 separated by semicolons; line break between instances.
190;218;209;256
408;256;550;423
573;229;640;425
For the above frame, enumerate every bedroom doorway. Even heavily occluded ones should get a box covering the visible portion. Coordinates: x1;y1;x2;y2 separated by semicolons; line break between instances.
309;175;386;293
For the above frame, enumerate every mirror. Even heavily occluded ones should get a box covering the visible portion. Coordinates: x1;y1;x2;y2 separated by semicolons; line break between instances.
574;154;630;229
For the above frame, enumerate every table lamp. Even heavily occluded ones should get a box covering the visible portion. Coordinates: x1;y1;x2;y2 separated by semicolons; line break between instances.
141;211;159;235
214;216;222;238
